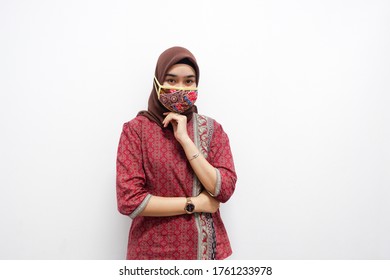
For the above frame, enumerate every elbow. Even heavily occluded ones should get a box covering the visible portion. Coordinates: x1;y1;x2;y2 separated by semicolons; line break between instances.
216;188;235;203
117;202;132;216
216;182;236;203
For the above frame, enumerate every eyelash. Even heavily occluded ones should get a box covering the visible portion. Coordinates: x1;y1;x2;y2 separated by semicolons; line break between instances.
166;79;195;84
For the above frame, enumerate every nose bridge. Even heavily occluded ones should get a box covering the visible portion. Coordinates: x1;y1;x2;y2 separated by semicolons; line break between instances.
177;79;186;88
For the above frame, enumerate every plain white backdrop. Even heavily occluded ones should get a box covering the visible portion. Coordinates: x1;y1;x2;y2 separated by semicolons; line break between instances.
1;0;389;259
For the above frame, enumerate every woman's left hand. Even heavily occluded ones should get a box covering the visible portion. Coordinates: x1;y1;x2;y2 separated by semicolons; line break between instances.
162;112;190;144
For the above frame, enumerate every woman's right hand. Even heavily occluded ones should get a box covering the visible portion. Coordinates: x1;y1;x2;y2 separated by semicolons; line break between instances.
193;189;220;213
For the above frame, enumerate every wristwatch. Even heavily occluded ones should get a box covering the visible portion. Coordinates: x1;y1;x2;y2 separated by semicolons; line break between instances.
184;197;195;214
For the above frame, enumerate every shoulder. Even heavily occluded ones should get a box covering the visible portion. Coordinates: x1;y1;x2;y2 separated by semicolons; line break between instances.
121;115;152;138
123;115;153;130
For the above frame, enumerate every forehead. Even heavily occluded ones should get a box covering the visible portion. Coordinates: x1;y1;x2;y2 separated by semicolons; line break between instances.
165;64;196;76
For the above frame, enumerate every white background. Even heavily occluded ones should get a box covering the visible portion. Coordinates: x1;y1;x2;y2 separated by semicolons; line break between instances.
0;0;389;259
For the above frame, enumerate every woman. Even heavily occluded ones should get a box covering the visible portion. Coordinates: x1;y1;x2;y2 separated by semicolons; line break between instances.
116;46;237;260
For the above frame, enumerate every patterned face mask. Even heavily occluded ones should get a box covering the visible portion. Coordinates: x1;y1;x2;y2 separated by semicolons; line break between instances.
154;77;198;113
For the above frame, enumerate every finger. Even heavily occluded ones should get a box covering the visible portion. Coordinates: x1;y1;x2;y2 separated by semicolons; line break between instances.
162;114;177;127
162;115;171;127
165;114;180;123
162;113;174;123
163;112;180;116
162;112;185;127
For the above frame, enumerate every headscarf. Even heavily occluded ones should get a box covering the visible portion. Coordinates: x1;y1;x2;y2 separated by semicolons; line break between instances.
137;46;200;127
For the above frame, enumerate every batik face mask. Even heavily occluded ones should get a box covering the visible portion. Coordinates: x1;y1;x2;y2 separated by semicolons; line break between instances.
154;77;198;113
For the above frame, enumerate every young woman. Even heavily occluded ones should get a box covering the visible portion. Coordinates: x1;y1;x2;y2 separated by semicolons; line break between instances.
116;46;237;259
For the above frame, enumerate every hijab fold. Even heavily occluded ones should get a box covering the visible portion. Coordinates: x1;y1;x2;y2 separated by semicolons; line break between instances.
137;46;200;127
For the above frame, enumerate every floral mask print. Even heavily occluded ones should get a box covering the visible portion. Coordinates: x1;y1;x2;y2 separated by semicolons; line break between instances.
154;77;198;113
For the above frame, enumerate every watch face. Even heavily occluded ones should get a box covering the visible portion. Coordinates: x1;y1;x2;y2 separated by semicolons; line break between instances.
186;203;195;213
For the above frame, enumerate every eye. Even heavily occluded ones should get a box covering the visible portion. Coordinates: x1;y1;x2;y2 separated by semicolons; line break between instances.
166;79;176;85
186;79;195;85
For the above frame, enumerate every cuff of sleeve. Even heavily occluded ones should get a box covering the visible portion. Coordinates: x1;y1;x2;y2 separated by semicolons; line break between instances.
207;168;221;197
129;194;152;219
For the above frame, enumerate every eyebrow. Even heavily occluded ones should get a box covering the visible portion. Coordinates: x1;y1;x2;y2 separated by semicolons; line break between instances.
165;74;196;78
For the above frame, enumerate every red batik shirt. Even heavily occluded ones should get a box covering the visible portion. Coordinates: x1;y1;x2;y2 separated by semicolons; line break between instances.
116;113;237;259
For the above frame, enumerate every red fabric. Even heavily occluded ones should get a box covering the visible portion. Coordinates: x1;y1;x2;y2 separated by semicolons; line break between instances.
116;114;237;259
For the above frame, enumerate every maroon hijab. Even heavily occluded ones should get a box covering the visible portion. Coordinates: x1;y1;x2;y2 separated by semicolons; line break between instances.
137;46;200;127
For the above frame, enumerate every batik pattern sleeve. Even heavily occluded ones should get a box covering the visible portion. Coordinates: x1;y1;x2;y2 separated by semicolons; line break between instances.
208;121;237;203
116;119;151;219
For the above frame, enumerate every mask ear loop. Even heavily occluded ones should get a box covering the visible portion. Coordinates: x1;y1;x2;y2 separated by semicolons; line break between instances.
153;77;162;99
154;76;199;95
